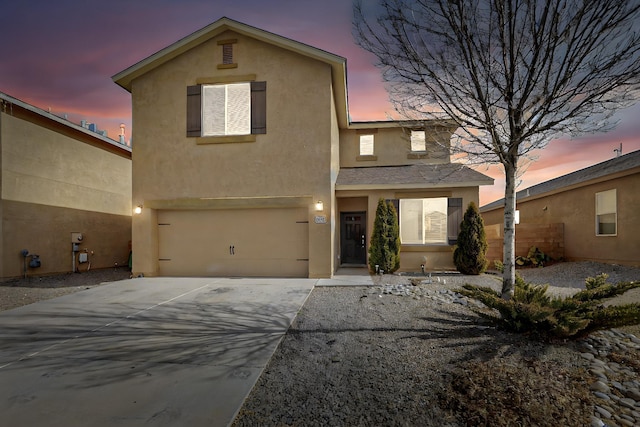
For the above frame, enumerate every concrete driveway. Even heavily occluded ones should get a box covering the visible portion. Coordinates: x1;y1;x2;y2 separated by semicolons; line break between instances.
0;277;316;427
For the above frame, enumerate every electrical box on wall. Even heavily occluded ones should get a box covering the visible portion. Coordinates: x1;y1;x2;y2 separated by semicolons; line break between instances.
71;232;83;243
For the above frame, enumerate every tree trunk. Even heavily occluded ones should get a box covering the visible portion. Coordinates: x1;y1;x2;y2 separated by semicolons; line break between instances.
502;162;517;299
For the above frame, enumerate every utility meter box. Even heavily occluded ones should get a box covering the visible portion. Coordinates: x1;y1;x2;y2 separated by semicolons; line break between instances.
71;232;83;243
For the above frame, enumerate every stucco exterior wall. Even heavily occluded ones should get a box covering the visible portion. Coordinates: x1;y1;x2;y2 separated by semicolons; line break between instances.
1;113;131;216
130;30;336;277
481;172;640;266
339;125;454;168
0;110;132;278
2;200;131;278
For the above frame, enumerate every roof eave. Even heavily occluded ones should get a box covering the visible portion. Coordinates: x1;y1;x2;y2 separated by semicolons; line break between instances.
112;17;349;127
336;180;493;191
0;91;131;156
347;118;458;130
480;165;640;212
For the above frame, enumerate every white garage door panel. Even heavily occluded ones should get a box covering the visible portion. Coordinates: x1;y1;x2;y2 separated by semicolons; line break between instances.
157;208;309;277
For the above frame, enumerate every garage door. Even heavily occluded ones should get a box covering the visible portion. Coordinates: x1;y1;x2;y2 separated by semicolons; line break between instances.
157;208;309;277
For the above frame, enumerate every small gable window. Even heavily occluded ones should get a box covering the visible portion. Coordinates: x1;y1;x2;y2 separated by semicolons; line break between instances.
410;130;426;151
186;81;266;138
217;39;238;69
222;43;234;65
359;134;374;156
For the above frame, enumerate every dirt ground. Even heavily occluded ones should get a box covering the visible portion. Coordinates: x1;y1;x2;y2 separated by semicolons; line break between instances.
0;267;132;311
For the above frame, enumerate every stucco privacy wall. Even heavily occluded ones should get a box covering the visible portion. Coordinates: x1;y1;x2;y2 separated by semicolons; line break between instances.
481;173;640;266
0;107;132;278
129;30;336;277
2;201;131;278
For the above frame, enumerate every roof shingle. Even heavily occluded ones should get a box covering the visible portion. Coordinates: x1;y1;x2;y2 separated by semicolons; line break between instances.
336;163;493;188
481;149;640;211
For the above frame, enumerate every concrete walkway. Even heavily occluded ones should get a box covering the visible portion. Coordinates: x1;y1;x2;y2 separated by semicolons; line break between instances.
0;277;320;427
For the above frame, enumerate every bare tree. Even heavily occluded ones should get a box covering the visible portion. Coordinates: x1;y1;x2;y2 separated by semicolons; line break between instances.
354;0;640;298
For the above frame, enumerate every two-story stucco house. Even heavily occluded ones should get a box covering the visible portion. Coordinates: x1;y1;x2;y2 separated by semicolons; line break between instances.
113;17;493;278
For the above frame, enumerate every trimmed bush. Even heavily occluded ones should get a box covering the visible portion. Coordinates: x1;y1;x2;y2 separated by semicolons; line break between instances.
453;202;488;275
368;198;400;274
387;201;400;272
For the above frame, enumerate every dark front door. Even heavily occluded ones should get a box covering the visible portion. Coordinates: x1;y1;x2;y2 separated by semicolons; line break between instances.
340;212;367;265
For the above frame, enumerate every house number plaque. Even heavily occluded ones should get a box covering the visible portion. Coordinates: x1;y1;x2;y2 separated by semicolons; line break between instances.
314;215;327;224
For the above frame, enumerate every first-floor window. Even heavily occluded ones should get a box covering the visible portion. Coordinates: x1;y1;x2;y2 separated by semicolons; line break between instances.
596;189;617;236
400;198;448;244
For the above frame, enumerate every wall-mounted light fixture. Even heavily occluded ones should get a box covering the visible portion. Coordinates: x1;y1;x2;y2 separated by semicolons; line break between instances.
514;210;520;225
315;200;324;212
134;205;143;215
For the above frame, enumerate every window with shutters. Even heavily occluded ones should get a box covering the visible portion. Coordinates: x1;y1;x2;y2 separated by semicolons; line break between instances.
394;197;462;245
187;81;266;140
595;189;617;236
202;83;250;136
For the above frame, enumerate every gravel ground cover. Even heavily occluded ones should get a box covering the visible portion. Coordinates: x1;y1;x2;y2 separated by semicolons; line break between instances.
0;267;131;311
2;262;639;425
233;262;640;427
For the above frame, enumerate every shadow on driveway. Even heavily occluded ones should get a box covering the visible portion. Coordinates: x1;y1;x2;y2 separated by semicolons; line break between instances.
0;277;314;427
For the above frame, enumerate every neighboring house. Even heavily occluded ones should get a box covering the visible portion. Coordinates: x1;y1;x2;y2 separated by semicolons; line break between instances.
0;91;132;279
481;149;640;267
113;17;493;278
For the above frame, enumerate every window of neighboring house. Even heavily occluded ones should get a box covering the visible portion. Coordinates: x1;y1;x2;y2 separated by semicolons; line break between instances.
359;134;374;156
596;189;617;236
187;81;266;137
410;130;426;151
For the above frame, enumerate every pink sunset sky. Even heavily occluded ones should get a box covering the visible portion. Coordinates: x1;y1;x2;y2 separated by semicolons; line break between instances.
2;0;638;206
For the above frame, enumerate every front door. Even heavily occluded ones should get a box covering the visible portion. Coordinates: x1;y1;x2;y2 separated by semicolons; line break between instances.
340;212;367;265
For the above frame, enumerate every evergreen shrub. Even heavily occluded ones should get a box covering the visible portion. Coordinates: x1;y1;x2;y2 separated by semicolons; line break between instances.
453;202;488;275
368;198;400;274
459;273;640;340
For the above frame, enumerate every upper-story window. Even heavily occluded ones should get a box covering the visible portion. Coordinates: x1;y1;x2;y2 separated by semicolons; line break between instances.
202;83;250;136
186;81;266;138
410;130;426;151
596;189;616;236
359;134;374;156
